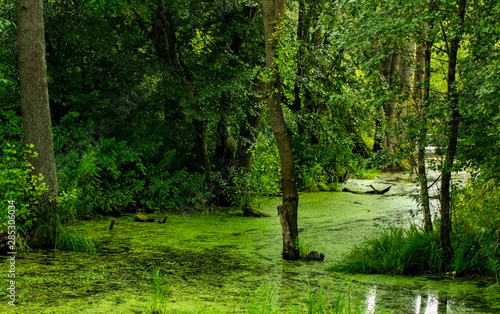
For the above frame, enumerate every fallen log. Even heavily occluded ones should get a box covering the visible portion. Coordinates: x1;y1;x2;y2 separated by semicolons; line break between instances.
342;185;391;195
341;188;365;194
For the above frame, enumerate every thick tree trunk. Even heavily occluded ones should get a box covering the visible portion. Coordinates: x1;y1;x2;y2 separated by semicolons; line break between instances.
263;0;300;260
440;0;467;265
413;39;433;233
17;0;59;248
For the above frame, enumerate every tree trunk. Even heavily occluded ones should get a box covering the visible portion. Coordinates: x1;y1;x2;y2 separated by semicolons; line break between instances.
413;37;433;233
440;0;467;265
263;0;300;260
17;0;59;248
381;53;398;160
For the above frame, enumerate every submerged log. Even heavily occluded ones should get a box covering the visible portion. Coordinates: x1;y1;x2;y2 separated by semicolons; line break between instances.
342;185;391;195
135;213;155;222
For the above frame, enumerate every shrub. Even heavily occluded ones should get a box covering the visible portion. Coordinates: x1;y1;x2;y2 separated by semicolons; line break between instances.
252;133;281;196
0;143;47;251
58;138;146;217
453;178;500;277
144;168;209;211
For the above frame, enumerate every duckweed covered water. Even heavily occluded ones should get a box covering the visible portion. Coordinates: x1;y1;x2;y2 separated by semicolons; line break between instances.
1;174;499;313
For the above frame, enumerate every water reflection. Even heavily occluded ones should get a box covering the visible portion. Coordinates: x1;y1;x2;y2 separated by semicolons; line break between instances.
367;289;449;314
364;287;443;314
415;295;422;314
415;293;449;314
366;286;377;314
423;294;439;314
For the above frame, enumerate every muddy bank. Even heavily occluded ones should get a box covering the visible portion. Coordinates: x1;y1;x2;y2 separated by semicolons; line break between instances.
1;174;499;313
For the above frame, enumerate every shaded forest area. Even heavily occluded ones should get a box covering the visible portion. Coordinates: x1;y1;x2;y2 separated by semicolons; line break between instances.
1;0;500;278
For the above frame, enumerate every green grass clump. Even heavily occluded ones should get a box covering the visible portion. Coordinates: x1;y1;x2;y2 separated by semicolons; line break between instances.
297;238;315;260
149;268;168;314
329;225;442;275
54;230;96;254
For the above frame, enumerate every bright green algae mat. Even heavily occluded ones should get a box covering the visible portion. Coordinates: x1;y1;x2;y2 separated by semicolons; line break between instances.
2;186;500;313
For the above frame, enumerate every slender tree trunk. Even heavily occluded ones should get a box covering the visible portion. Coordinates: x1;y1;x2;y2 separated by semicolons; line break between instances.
17;0;59;248
440;0;467;265
263;0;300;260
413;39;433;233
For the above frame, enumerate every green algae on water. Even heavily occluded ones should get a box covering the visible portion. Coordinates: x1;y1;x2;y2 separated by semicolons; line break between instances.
2;175;499;313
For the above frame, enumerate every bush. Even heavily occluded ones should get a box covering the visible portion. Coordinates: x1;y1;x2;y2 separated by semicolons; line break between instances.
453;178;500;278
252;133;281;196
57;137;146;217
219;166;262;211
144;168;209;211
0;143;47;251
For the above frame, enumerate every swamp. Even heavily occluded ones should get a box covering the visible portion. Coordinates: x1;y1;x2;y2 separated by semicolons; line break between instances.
2;174;500;313
2;0;500;313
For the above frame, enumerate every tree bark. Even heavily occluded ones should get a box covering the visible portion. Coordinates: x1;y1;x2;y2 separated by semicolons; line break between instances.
413;36;433;233
263;0;300;260
440;0;467;265
381;53;398;159
17;0;59;248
